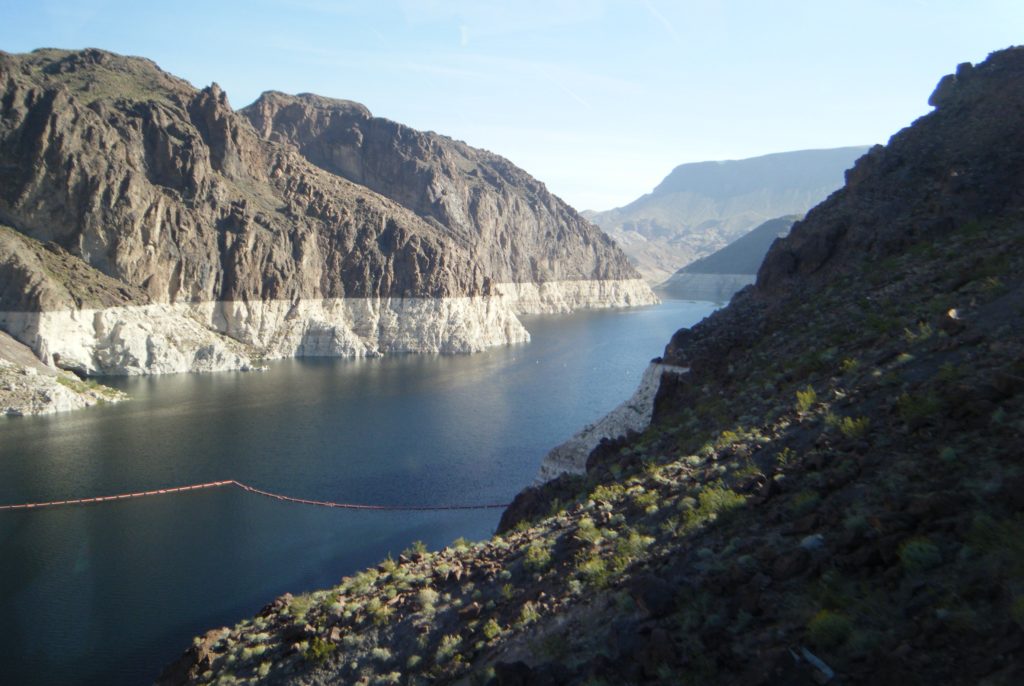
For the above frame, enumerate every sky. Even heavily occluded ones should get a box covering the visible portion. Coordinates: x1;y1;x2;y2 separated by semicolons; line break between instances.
1;0;1020;210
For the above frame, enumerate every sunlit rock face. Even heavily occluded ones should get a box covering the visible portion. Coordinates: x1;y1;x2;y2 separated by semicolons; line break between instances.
0;48;656;379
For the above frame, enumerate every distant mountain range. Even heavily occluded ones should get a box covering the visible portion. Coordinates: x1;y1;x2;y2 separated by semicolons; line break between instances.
658;215;798;301
585;147;869;284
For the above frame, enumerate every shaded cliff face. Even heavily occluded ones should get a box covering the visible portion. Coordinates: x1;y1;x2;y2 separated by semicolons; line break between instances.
164;48;1024;686
241;91;636;284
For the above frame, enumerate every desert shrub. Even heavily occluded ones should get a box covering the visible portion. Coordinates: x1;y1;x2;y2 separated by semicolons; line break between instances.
615;530;653;561
839;416;870;439
287;595;314;621
435;634;462;663
796;386;818;413
482;618;502;640
366;597;394;625
304;636;336;664
379;555;398;574
776;447;797;468
808;610;852;650
697;484;745;515
577;555;610;588
896;392;942;425
518;602;540;626
899;537;942;573
524;540;553;573
576;517;602;545
417;588;439;613
791;489;821;516
903;321;933;343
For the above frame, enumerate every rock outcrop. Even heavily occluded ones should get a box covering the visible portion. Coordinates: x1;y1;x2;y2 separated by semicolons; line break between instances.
162;47;1024;686
0;329;125;416
0;48;655;383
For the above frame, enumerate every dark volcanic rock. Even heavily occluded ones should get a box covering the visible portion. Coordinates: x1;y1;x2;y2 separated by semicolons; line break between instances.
756;49;1024;292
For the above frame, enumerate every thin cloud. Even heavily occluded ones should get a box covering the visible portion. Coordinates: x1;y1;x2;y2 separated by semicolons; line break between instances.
642;0;681;45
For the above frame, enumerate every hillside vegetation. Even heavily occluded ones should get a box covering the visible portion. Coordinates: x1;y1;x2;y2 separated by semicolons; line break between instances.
160;48;1024;686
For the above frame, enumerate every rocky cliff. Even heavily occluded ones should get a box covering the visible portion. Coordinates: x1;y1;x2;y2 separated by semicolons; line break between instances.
587;147;867;283
162;47;1024;685
0;48;654;384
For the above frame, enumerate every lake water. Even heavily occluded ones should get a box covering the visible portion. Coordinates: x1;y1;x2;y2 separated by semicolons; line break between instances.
0;299;716;685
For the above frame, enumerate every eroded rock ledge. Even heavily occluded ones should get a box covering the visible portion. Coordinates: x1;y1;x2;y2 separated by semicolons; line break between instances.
0;279;656;376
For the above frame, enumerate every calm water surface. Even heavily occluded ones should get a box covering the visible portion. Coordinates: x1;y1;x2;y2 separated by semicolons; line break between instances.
0;299;716;685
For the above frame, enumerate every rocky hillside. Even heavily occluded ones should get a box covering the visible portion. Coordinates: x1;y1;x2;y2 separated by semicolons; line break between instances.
658;215;797;302
160;47;1024;685
242;92;630;287
587;147;867;283
0;48;654;386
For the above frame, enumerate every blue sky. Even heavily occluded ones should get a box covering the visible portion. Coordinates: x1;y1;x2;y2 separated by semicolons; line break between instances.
1;1;1020;210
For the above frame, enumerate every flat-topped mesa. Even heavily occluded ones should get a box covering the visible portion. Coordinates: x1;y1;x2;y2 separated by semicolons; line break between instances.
0;48;655;378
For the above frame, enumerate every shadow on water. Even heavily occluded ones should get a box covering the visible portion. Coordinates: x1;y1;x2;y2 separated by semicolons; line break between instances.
0;299;716;685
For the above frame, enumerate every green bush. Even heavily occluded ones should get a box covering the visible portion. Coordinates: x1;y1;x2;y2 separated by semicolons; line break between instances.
518;602;540;626
899;537;942;573
523;540;553;573
435;634;462;663
791;489;821;516
839;416;870;439
575;517;603;545
697;484;745;515
1011;597;1024;629
808;610;852;650
577;554;610;588
896;392;942;425
482;618;502;640
304;636;336;663
796;386;817;413
417;587;439;613
840;357;860;374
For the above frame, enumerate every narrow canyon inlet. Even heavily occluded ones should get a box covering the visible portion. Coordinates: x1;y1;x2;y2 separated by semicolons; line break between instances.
0;299;716;686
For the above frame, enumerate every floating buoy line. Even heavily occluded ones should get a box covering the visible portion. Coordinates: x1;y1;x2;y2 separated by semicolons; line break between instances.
0;480;509;512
